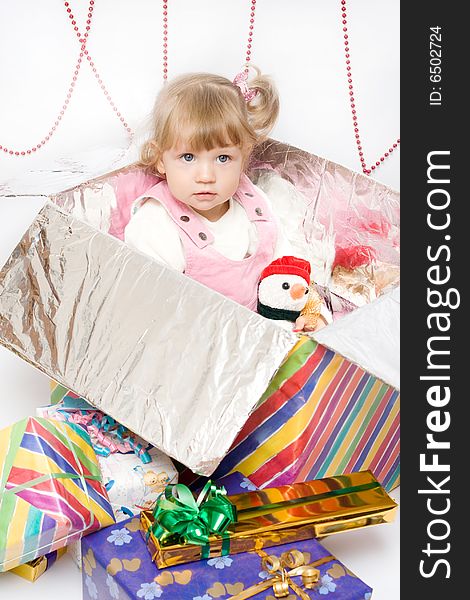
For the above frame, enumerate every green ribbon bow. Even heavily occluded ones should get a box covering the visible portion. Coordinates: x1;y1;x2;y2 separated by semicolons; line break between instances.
149;481;237;559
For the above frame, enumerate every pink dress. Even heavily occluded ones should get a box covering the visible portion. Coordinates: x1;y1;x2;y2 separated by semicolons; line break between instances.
139;174;278;310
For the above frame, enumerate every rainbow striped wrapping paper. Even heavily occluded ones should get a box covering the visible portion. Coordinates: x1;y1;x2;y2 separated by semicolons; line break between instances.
0;416;115;572
179;336;400;492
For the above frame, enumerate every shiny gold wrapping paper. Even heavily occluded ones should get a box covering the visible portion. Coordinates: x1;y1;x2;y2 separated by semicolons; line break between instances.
141;470;397;568
9;547;67;582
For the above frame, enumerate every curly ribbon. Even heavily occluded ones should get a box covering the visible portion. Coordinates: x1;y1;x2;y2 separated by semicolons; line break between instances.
226;549;334;600
149;481;237;559
59;410;151;464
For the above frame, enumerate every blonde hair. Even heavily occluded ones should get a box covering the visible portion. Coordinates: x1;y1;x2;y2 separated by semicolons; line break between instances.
140;65;279;174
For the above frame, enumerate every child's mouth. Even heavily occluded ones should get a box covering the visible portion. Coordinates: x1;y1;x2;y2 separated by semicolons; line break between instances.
195;192;216;199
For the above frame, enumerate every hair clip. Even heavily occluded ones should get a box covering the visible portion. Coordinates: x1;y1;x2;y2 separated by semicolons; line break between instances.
233;70;258;102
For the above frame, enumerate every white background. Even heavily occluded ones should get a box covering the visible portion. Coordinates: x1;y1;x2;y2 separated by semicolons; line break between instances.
0;0;400;191
0;1;400;598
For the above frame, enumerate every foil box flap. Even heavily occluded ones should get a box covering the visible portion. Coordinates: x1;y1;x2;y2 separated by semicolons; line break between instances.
0;202;297;475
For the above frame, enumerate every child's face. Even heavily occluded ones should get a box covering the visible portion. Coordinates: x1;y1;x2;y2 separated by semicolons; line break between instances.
157;140;245;221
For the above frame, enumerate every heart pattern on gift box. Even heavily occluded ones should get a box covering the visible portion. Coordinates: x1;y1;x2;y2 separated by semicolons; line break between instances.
155;571;173;586
155;569;192;586
126;518;142;532
106;557;142;575
327;563;346;579
123;558;141;571
207;581;227;597
208;581;245;597
83;548;97;577
107;558;122;576
226;582;245;595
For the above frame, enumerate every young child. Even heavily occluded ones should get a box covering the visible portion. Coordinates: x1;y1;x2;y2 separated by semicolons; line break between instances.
124;66;327;329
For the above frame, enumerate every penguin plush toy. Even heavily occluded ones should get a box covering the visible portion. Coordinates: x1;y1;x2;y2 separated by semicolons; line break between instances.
257;256;330;331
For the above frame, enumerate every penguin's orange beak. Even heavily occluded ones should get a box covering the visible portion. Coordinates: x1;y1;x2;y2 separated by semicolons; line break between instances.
290;283;307;300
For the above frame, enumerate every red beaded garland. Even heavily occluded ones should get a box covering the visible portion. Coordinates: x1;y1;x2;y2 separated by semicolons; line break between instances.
2;0;133;156
245;1;257;70
5;0;258;154
163;1;257;81
162;2;168;81
340;0;399;175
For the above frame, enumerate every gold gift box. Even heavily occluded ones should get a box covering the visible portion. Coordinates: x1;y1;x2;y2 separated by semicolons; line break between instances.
9;547;67;582
141;470;398;569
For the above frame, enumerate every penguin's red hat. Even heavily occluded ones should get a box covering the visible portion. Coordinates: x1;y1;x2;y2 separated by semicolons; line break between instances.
259;256;311;285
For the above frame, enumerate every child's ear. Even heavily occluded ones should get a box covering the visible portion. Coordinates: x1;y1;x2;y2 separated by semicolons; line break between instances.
156;156;166;176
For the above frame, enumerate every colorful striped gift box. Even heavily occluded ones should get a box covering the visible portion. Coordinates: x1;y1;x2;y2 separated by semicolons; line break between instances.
0;416;115;572
179;337;400;492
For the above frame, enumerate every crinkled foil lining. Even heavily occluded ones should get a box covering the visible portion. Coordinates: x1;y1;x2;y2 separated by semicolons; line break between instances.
250;140;400;306
0;203;297;475
49;139;400;311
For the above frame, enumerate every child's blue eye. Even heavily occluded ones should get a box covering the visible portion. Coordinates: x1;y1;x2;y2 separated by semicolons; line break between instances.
217;155;230;163
181;153;194;162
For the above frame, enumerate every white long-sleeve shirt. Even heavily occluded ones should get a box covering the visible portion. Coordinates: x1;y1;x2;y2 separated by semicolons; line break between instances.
124;183;293;271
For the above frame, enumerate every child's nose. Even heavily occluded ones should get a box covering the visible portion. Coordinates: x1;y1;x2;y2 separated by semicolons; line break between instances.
196;162;216;182
290;283;307;300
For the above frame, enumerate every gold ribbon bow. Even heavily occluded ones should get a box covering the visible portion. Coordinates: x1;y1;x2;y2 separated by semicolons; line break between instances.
227;549;334;600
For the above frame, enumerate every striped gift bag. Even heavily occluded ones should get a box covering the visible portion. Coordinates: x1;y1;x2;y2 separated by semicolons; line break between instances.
0;416;115;572
179;336;399;492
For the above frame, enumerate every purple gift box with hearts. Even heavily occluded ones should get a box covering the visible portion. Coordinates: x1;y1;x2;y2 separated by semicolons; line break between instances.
81;472;372;599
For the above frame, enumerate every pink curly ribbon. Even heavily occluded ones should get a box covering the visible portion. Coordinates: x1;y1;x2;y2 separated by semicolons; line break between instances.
233;71;258;102
61;410;151;463
67;412;132;454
